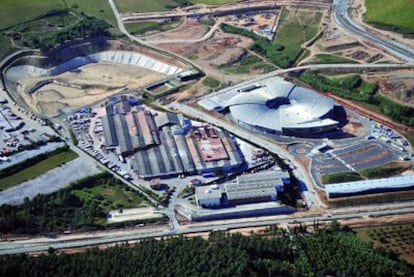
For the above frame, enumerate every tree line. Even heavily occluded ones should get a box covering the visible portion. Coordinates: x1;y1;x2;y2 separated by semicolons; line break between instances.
0;224;412;276
299;72;414;126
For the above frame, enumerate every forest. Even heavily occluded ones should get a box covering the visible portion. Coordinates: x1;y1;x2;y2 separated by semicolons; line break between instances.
0;223;412;276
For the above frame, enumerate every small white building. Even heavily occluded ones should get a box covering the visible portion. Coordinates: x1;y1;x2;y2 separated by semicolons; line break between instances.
195;187;222;208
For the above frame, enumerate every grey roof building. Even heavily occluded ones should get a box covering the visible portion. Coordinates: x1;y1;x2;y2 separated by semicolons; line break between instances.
199;77;339;136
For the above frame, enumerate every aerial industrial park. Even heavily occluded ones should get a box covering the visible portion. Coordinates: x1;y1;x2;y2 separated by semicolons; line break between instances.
0;0;414;273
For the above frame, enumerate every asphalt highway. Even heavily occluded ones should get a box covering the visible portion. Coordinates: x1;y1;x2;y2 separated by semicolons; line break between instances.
333;0;414;63
2;206;414;255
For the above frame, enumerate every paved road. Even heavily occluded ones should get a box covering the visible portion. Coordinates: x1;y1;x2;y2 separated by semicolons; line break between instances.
122;0;331;22
2;205;414;255
333;0;414;63
108;0;203;72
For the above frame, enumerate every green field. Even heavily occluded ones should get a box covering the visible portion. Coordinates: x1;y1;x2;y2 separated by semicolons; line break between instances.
219;54;276;74
0;150;78;191
273;8;322;62
0;36;18;60
65;0;117;25
365;0;414;34
202;77;221;89
356;223;414;265
307;53;359;64
0;0;116;30
125;20;180;35
322;171;363;184
189;0;240;4
322;163;407;185
72;181;145;211
116;0;179;12
116;0;239;12
0;0;64;30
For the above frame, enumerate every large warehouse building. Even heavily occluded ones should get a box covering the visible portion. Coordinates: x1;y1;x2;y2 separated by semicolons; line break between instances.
101;96;244;180
199;77;340;136
195;170;289;208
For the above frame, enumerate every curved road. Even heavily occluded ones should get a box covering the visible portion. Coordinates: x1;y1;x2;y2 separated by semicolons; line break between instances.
108;0;203;73
333;0;414;63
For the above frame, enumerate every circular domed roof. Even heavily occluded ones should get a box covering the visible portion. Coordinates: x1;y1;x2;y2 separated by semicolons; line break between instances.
225;78;337;133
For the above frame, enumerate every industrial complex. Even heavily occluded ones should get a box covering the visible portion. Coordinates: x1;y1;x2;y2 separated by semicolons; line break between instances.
2;0;414;258
196;170;289;208
199;77;340;136
100;95;244;180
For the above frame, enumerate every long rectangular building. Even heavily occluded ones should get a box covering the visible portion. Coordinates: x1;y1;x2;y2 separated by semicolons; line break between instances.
225;170;286;205
325;175;414;198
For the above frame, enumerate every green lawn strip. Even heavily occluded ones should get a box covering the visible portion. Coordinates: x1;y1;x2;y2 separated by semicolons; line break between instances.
0;150;78;191
364;0;414;34
307;54;359;64
322;163;407;185
322;171;363;185
359;165;406;179
0;0;65;30
125;20;180;35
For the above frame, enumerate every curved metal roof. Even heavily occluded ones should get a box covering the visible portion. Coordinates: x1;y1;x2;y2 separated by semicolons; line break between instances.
225;77;337;132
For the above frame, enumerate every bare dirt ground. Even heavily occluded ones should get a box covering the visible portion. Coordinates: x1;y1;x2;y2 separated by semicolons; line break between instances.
142;18;209;41
17;63;165;117
158;30;256;91
362;70;414;107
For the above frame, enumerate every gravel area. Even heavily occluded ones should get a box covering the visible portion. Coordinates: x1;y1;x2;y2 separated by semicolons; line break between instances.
0;158;102;205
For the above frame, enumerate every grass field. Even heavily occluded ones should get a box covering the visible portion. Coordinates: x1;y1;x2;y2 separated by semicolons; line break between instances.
0;37;18;60
0;150;78;191
0;0;116;30
307;54;359;64
65;0;117;25
364;0;414;34
189;0;240;4
273;8;322;62
355;222;414;265
116;0;179;12
202;77;221;89
125;20;180;35
0;0;65;30
219;54;276;74
322;163;407;185
72;182;145;211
